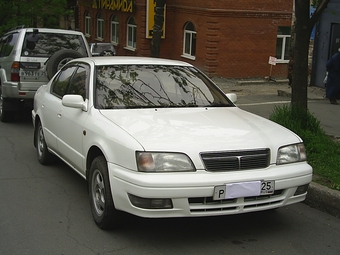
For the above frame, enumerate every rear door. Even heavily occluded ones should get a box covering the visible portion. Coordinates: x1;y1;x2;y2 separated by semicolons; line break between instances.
54;63;90;174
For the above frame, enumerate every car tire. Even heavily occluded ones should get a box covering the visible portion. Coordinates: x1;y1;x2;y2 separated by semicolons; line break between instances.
0;90;14;123
89;156;122;229
46;49;83;79
36;121;55;164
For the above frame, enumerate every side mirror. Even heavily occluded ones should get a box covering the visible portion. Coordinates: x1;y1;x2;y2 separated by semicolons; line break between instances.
62;94;87;111
226;93;237;103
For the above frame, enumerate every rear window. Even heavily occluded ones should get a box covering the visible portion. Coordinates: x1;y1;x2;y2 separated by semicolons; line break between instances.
21;32;87;57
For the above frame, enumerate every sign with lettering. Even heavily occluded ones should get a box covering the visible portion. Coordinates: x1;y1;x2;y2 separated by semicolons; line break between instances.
92;0;134;13
268;56;277;65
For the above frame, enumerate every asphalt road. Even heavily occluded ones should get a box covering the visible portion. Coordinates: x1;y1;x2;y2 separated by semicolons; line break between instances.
1;108;340;255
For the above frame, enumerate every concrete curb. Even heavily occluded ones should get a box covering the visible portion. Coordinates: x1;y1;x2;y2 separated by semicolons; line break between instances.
305;182;340;218
236;79;289;86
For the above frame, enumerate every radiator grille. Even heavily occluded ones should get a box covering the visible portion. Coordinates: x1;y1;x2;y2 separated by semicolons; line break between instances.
201;148;270;172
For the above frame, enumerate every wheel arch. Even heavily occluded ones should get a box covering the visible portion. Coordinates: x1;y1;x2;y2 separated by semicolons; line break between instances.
86;146;106;180
33;115;41;148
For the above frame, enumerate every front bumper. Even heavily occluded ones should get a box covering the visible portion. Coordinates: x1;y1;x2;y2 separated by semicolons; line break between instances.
108;162;313;218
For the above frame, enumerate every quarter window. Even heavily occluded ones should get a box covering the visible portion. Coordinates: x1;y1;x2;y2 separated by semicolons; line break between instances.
111;15;119;45
182;22;196;60
85;11;91;36
276;26;291;62
97;13;104;39
126;17;136;49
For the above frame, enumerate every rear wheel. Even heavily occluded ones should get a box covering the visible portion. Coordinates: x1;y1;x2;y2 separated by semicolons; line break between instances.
89;156;122;229
0;92;15;123
35;121;55;164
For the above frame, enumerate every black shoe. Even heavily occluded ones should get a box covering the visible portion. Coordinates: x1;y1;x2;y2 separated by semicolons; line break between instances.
330;99;338;105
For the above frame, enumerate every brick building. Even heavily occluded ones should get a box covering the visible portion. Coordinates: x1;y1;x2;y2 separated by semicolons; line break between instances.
77;0;293;79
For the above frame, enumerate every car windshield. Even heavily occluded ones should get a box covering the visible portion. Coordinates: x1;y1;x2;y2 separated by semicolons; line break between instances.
95;65;234;109
21;32;87;57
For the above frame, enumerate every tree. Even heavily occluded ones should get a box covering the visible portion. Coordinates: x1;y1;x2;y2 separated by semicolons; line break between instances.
0;0;69;35
291;0;330;114
150;0;166;58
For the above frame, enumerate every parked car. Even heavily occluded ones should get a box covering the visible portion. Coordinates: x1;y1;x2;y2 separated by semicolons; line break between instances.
0;26;91;122
32;56;313;229
89;42;116;56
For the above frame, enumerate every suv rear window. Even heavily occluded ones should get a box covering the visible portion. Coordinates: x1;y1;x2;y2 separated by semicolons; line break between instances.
21;32;87;57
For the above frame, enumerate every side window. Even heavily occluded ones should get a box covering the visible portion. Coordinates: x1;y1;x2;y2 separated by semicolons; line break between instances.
66;64;89;100
0;33;18;57
276;26;291;63
182;22;196;60
51;66;77;98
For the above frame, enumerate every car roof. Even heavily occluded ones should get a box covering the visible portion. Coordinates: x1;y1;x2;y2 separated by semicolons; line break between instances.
72;56;194;67
6;27;84;35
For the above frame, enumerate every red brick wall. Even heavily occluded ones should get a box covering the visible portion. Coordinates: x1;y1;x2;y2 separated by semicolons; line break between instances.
78;0;293;79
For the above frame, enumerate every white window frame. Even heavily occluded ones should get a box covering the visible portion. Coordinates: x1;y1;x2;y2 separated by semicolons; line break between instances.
126;17;136;50
85;12;91;36
182;22;196;60
276;27;291;63
96;13;104;40
111;15;119;45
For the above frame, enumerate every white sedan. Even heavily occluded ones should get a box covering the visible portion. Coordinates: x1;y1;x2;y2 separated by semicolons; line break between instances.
32;57;312;229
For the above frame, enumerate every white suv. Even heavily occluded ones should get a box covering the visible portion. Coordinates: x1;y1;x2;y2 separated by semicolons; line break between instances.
0;27;91;122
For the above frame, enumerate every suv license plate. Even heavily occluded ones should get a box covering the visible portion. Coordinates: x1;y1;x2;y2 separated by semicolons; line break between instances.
213;180;275;200
20;70;47;77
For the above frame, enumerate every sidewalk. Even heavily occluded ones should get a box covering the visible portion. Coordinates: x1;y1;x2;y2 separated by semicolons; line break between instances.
212;77;340;218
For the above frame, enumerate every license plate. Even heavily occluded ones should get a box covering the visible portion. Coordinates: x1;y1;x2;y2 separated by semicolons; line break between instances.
20;70;47;77
213;180;275;200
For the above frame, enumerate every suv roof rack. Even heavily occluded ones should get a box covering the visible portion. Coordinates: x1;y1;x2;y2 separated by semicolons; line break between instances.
8;25;25;32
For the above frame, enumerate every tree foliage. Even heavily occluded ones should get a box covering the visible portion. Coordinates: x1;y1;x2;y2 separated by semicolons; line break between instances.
0;0;69;35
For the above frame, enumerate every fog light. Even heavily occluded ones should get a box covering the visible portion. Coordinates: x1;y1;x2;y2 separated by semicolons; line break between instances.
294;184;309;196
128;194;173;209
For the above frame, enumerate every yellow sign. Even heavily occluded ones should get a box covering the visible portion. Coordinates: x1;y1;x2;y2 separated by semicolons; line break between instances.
146;0;166;39
92;0;134;12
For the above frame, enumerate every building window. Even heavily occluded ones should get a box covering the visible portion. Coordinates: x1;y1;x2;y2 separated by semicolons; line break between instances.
276;26;291;63
85;11;91;36
126;17;136;50
182;22;196;60
97;13;104;40
111;15;119;45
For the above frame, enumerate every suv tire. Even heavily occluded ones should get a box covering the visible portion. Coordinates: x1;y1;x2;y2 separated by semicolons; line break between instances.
46;49;83;79
0;90;14;122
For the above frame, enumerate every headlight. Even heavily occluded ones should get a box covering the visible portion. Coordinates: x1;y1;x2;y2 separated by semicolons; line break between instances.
276;143;306;165
136;152;196;172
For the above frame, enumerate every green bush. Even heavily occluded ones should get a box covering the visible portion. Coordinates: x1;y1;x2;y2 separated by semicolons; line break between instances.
270;105;340;191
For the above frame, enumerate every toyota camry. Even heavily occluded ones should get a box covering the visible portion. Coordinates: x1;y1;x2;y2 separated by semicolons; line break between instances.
32;57;313;229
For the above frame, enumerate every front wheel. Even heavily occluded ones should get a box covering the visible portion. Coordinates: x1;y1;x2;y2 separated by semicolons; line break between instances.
89;156;122;229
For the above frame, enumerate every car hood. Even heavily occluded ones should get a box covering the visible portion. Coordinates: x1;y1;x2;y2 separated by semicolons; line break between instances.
99;107;300;154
